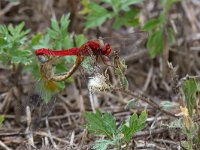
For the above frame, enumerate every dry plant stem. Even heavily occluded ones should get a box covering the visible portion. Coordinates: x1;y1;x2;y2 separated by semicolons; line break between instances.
162;27;170;81
142;65;153;92
154;139;180;147
1;91;12;114
0;140;12;150
13;86;21;124
182;0;197;32
45;117;58;149
25;106;37;149
121;89;177;118
0;1;19;16
70;131;75;147
75;76;85;122
89;91;96;113
78;129;87;150
35;131;71;145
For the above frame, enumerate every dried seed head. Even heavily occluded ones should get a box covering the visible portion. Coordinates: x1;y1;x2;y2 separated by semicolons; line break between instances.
88;73;111;92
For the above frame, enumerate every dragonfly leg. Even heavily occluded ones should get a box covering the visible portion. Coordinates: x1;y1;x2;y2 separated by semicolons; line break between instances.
100;55;114;68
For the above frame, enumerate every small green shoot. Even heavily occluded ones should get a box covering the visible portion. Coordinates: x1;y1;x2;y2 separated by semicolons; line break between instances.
168;106;198;150
181;78;198;117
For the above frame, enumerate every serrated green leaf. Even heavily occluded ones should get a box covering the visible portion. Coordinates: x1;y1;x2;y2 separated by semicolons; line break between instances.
11;56;21;64
84;2;112;28
16;22;25;34
84;110;117;138
75;34;87;47
51;19;60;32
121;110;147;142
31;33;43;46
92;139;115;150
60;14;70;31
113;9;140;28
182;79;198;117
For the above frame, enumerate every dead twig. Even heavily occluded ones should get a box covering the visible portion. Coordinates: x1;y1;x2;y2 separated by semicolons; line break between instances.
26;106;37;149
120;89;177;118
134;128;168;138
45;118;58;149
0;140;12;150
35;131;72;145
0;2;19;16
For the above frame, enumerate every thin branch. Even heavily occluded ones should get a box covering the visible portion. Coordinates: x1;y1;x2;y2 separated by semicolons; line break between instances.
0;140;12;150
120;89;177;118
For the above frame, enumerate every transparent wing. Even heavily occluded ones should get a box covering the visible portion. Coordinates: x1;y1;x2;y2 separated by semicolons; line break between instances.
80;44;102;75
100;31;148;56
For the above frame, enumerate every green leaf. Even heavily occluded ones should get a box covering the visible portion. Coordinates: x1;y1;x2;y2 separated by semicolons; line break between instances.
0;37;6;45
51;19;60;33
92;139;115;150
84;110;117;138
121;110;147;142
182;79;198;117
167;27;175;44
147;29;164;58
113;8;140;28
142;19;160;31
60;14;70;31
159;12;167;25
31;33;43;46
75;34;87;47
0;115;4;127
120;0;144;11
84;2;112;28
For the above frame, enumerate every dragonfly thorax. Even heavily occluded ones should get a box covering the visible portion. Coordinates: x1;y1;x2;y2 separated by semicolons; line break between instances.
101;43;112;56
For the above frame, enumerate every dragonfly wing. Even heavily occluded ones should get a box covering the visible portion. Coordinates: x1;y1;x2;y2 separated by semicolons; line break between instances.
102;31;148;55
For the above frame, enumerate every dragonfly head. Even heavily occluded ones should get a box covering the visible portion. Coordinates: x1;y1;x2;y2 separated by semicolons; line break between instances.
35;48;51;63
102;43;112;56
37;54;49;63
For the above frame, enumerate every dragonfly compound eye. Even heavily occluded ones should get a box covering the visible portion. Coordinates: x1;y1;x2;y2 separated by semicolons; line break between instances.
102;43;112;56
37;55;48;63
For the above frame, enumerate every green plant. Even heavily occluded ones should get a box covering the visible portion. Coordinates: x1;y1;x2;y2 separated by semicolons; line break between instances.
166;78;200;150
0;22;34;122
81;0;143;29
0;14;87;104
0;22;31;66
168;106;198;150
181;78;199;117
27;14;87;102
0;115;4;127
84;109;147;150
142;0;180;58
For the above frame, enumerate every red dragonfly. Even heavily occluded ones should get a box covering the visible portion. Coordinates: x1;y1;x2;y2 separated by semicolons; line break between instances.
34;32;148;95
35;39;112;79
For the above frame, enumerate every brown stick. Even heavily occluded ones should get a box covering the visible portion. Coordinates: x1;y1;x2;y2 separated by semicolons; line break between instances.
120;89;177;118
